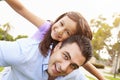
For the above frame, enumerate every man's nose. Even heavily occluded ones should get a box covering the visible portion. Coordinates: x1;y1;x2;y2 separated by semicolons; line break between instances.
61;61;70;72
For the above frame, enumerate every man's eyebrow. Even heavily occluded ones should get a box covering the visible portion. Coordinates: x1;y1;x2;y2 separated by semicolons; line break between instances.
65;51;79;67
65;51;71;59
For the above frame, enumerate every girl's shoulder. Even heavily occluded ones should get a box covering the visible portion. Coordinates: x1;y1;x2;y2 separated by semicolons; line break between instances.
32;21;51;41
38;20;51;31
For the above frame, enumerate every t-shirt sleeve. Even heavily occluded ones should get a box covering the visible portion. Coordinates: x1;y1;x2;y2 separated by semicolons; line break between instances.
31;21;51;40
0;41;21;66
0;38;40;67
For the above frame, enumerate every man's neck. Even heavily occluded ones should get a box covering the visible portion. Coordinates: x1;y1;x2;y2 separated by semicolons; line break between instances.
46;70;56;80
48;76;55;80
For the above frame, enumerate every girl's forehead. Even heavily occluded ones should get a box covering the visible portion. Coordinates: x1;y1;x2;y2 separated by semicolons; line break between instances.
63;16;77;32
61;16;77;26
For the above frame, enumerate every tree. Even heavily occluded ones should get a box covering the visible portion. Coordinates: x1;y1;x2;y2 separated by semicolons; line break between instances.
110;14;120;75
14;35;28;40
0;22;28;41
90;14;120;75
90;15;112;60
0;23;14;41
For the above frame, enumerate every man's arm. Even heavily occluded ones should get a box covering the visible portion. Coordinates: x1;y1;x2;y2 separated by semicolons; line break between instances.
83;61;106;80
0;41;21;66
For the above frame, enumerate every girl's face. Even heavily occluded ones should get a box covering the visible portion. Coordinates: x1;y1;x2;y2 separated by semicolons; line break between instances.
51;16;77;41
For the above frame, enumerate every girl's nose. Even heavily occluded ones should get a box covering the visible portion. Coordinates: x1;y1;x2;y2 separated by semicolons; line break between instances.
58;31;62;35
57;27;64;35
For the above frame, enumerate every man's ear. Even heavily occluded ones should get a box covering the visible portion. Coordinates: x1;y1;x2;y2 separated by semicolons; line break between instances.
53;42;62;52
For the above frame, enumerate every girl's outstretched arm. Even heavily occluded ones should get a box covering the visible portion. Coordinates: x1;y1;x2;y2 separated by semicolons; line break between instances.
83;62;106;80
5;0;45;27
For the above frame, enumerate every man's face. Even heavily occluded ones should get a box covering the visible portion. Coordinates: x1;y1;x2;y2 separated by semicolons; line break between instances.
47;42;86;77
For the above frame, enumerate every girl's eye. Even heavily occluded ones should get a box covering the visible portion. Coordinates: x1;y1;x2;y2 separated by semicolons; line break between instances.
64;30;71;37
60;21;63;26
66;30;70;36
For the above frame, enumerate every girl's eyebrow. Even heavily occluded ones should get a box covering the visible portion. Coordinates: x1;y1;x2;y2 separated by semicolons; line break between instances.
61;20;65;25
65;51;79;67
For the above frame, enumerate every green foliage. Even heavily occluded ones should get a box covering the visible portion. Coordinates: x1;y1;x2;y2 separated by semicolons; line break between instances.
113;17;120;27
0;28;14;41
105;76;120;80
90;15;112;60
90;14;120;74
86;76;96;80
14;35;28;40
90;14;120;61
87;75;120;80
0;23;28;41
0;67;4;72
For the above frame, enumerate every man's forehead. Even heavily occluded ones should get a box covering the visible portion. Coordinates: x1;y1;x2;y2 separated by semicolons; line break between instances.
61;43;85;66
62;43;80;51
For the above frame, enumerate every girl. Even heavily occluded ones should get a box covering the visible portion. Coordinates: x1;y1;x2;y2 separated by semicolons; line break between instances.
5;0;105;80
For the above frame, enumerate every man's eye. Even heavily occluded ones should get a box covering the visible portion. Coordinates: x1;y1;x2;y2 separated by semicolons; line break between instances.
70;64;78;70
63;54;68;60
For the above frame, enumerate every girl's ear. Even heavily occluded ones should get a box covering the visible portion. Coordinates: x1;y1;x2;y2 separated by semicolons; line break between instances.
53;42;62;52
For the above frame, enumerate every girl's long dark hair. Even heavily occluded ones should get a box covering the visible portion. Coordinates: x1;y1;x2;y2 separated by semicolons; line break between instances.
39;25;58;57
39;11;92;57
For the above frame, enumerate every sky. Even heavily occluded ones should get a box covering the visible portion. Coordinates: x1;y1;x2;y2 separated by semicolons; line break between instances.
0;0;119;59
0;0;120;37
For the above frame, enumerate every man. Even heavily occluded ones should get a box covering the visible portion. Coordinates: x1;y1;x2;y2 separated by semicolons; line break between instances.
0;35;92;80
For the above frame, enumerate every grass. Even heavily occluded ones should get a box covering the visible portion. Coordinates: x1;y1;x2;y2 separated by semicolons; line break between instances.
86;76;96;80
87;76;120;80
0;67;120;80
105;76;120;80
0;67;4;72
87;75;120;80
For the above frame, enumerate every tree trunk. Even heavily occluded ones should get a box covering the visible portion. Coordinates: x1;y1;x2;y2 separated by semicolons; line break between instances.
111;53;119;73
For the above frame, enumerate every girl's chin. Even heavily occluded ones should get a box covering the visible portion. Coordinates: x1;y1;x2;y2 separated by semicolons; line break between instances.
52;36;59;41
51;33;60;41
